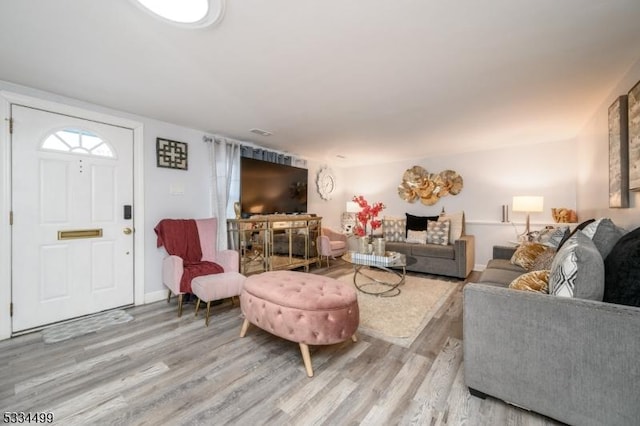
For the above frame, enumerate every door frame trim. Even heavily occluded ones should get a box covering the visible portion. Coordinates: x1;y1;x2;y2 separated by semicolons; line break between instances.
0;91;145;340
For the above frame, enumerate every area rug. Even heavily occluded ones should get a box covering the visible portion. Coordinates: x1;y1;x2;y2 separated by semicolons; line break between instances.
336;271;459;348
42;310;133;344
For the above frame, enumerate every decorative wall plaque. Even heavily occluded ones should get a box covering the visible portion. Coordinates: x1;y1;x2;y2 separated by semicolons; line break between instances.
397;166;463;205
156;138;188;170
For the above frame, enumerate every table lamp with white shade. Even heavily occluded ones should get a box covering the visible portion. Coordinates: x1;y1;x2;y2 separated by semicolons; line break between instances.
512;196;544;240
341;201;360;234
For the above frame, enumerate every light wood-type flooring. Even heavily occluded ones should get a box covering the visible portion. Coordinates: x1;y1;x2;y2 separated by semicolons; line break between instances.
0;261;561;425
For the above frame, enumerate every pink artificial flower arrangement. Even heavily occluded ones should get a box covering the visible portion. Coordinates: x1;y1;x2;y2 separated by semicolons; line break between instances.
352;195;385;237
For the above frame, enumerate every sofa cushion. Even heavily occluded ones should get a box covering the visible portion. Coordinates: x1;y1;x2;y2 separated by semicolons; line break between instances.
426;220;449;245
509;269;550;293
438;211;464;244
549;231;604;300
581;218;626;259
405;213;439;236
410;242;455;259
406;229;427;244
510;243;547;270
603;226;640;307
383;217;406;242
477;267;523;286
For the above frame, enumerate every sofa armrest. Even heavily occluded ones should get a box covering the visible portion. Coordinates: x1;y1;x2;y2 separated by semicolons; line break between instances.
463;283;640;426
493;245;516;260
454;235;474;278
162;255;184;294
322;228;347;242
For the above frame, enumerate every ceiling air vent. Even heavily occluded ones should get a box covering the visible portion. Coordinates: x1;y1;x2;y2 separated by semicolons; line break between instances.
250;128;272;137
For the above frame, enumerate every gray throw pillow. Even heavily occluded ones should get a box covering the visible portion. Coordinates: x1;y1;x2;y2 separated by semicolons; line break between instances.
581;218;626;259
541;226;569;248
549;231;604;300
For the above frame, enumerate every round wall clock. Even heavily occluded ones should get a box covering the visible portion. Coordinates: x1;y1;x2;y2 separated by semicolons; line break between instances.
316;167;336;200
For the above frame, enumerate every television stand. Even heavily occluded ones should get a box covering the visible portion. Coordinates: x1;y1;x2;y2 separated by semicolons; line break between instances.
227;215;322;275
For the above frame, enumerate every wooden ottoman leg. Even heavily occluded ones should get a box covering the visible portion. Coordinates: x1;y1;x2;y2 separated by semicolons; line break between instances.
351;334;358;342
167;289;171;303
177;294;184;317
299;343;313;377
205;301;212;327
240;318;250;337
194;298;201;317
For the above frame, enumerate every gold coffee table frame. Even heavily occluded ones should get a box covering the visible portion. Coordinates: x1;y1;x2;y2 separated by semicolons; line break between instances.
342;252;407;297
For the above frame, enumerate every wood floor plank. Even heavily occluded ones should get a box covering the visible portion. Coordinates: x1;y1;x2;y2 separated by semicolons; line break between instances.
0;262;562;425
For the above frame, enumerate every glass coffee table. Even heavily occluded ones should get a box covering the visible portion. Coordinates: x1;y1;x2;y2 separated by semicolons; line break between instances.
342;251;407;297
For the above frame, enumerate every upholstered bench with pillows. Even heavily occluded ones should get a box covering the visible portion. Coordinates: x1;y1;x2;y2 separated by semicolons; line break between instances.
463;218;640;425
382;212;475;279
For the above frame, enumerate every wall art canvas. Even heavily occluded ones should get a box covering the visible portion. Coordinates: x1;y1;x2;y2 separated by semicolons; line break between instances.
608;95;629;207
628;80;640;190
156;138;188;170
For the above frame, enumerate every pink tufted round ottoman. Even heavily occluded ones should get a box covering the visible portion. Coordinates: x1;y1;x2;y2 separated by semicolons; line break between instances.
239;270;359;377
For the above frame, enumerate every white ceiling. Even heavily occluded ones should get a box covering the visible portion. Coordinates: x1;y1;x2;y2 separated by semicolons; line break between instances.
2;0;640;166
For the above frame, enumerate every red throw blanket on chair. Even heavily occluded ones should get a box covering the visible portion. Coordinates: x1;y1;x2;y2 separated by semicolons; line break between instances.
154;219;224;293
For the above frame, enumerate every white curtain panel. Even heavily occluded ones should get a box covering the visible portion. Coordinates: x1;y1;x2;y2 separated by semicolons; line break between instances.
208;136;240;250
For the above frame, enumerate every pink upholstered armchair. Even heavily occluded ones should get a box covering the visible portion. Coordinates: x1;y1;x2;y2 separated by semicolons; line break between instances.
316;227;348;267
155;218;239;316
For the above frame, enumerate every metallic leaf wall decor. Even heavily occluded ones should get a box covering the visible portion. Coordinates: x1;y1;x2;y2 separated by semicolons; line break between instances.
397;166;463;205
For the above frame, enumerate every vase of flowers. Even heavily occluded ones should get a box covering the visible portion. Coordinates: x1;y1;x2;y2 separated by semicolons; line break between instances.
352;195;385;253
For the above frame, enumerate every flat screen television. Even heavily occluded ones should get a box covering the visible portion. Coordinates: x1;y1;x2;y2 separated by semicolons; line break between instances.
240;157;308;216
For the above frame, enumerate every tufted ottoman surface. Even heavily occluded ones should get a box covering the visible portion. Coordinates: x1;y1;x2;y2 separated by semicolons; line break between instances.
241;270;359;346
240;270;359;376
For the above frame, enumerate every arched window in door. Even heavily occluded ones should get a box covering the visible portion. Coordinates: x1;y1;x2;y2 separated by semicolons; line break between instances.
41;128;115;158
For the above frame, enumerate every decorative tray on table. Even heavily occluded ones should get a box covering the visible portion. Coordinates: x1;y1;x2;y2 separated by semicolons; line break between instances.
351;251;401;266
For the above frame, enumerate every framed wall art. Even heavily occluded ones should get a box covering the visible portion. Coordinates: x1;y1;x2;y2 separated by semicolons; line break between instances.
156;138;188;170
608;95;629;207
628;80;640;190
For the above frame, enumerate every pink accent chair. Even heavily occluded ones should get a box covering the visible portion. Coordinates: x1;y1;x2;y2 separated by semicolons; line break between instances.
162;218;239;316
316;228;348;267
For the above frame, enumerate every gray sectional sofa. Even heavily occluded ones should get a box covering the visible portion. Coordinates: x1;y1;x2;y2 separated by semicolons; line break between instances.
385;235;475;279
381;212;475;279
463;230;640;425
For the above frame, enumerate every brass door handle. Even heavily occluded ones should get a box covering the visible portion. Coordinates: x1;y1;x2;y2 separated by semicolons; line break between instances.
123;227;133;235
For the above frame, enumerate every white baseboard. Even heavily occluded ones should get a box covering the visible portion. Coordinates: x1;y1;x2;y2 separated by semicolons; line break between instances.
144;289;167;304
474;264;487;272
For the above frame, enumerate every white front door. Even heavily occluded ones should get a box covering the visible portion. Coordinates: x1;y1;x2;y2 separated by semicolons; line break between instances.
11;104;134;332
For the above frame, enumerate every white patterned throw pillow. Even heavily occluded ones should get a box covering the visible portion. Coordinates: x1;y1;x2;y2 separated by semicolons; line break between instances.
383;217;406;242
427;220;450;245
549;231;604;300
406;229;427;244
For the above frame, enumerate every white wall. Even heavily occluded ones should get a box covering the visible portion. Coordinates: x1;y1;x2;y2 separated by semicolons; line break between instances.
577;57;640;230
314;139;578;268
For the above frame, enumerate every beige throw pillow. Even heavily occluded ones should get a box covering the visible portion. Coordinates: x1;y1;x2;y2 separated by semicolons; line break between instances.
438;211;464;244
406;229;427;244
